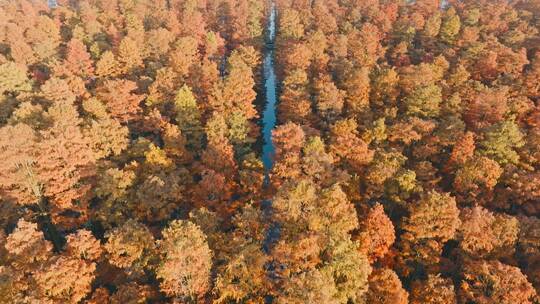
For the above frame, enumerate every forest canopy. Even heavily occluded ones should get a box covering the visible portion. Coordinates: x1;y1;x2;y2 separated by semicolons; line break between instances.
0;0;540;303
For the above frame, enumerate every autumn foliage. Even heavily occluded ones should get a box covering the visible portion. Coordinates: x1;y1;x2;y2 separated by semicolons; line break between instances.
0;0;539;302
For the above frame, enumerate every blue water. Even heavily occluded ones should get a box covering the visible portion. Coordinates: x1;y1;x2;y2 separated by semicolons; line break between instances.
261;2;277;176
261;2;280;258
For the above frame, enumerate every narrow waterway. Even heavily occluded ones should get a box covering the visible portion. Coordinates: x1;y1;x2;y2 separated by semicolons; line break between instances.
261;1;280;258
261;1;277;179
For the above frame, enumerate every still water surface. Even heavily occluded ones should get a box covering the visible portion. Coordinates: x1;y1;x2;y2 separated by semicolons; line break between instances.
261;2;277;177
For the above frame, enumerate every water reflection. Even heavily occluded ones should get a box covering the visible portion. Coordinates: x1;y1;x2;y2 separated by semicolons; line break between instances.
262;2;277;177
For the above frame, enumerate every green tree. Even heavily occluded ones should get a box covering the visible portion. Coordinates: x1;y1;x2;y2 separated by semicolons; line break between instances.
0;62;31;94
404;84;442;118
439;7;461;44
174;85;203;150
478;120;525;165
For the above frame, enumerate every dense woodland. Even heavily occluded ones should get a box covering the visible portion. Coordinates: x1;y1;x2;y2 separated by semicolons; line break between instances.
1;0;540;303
